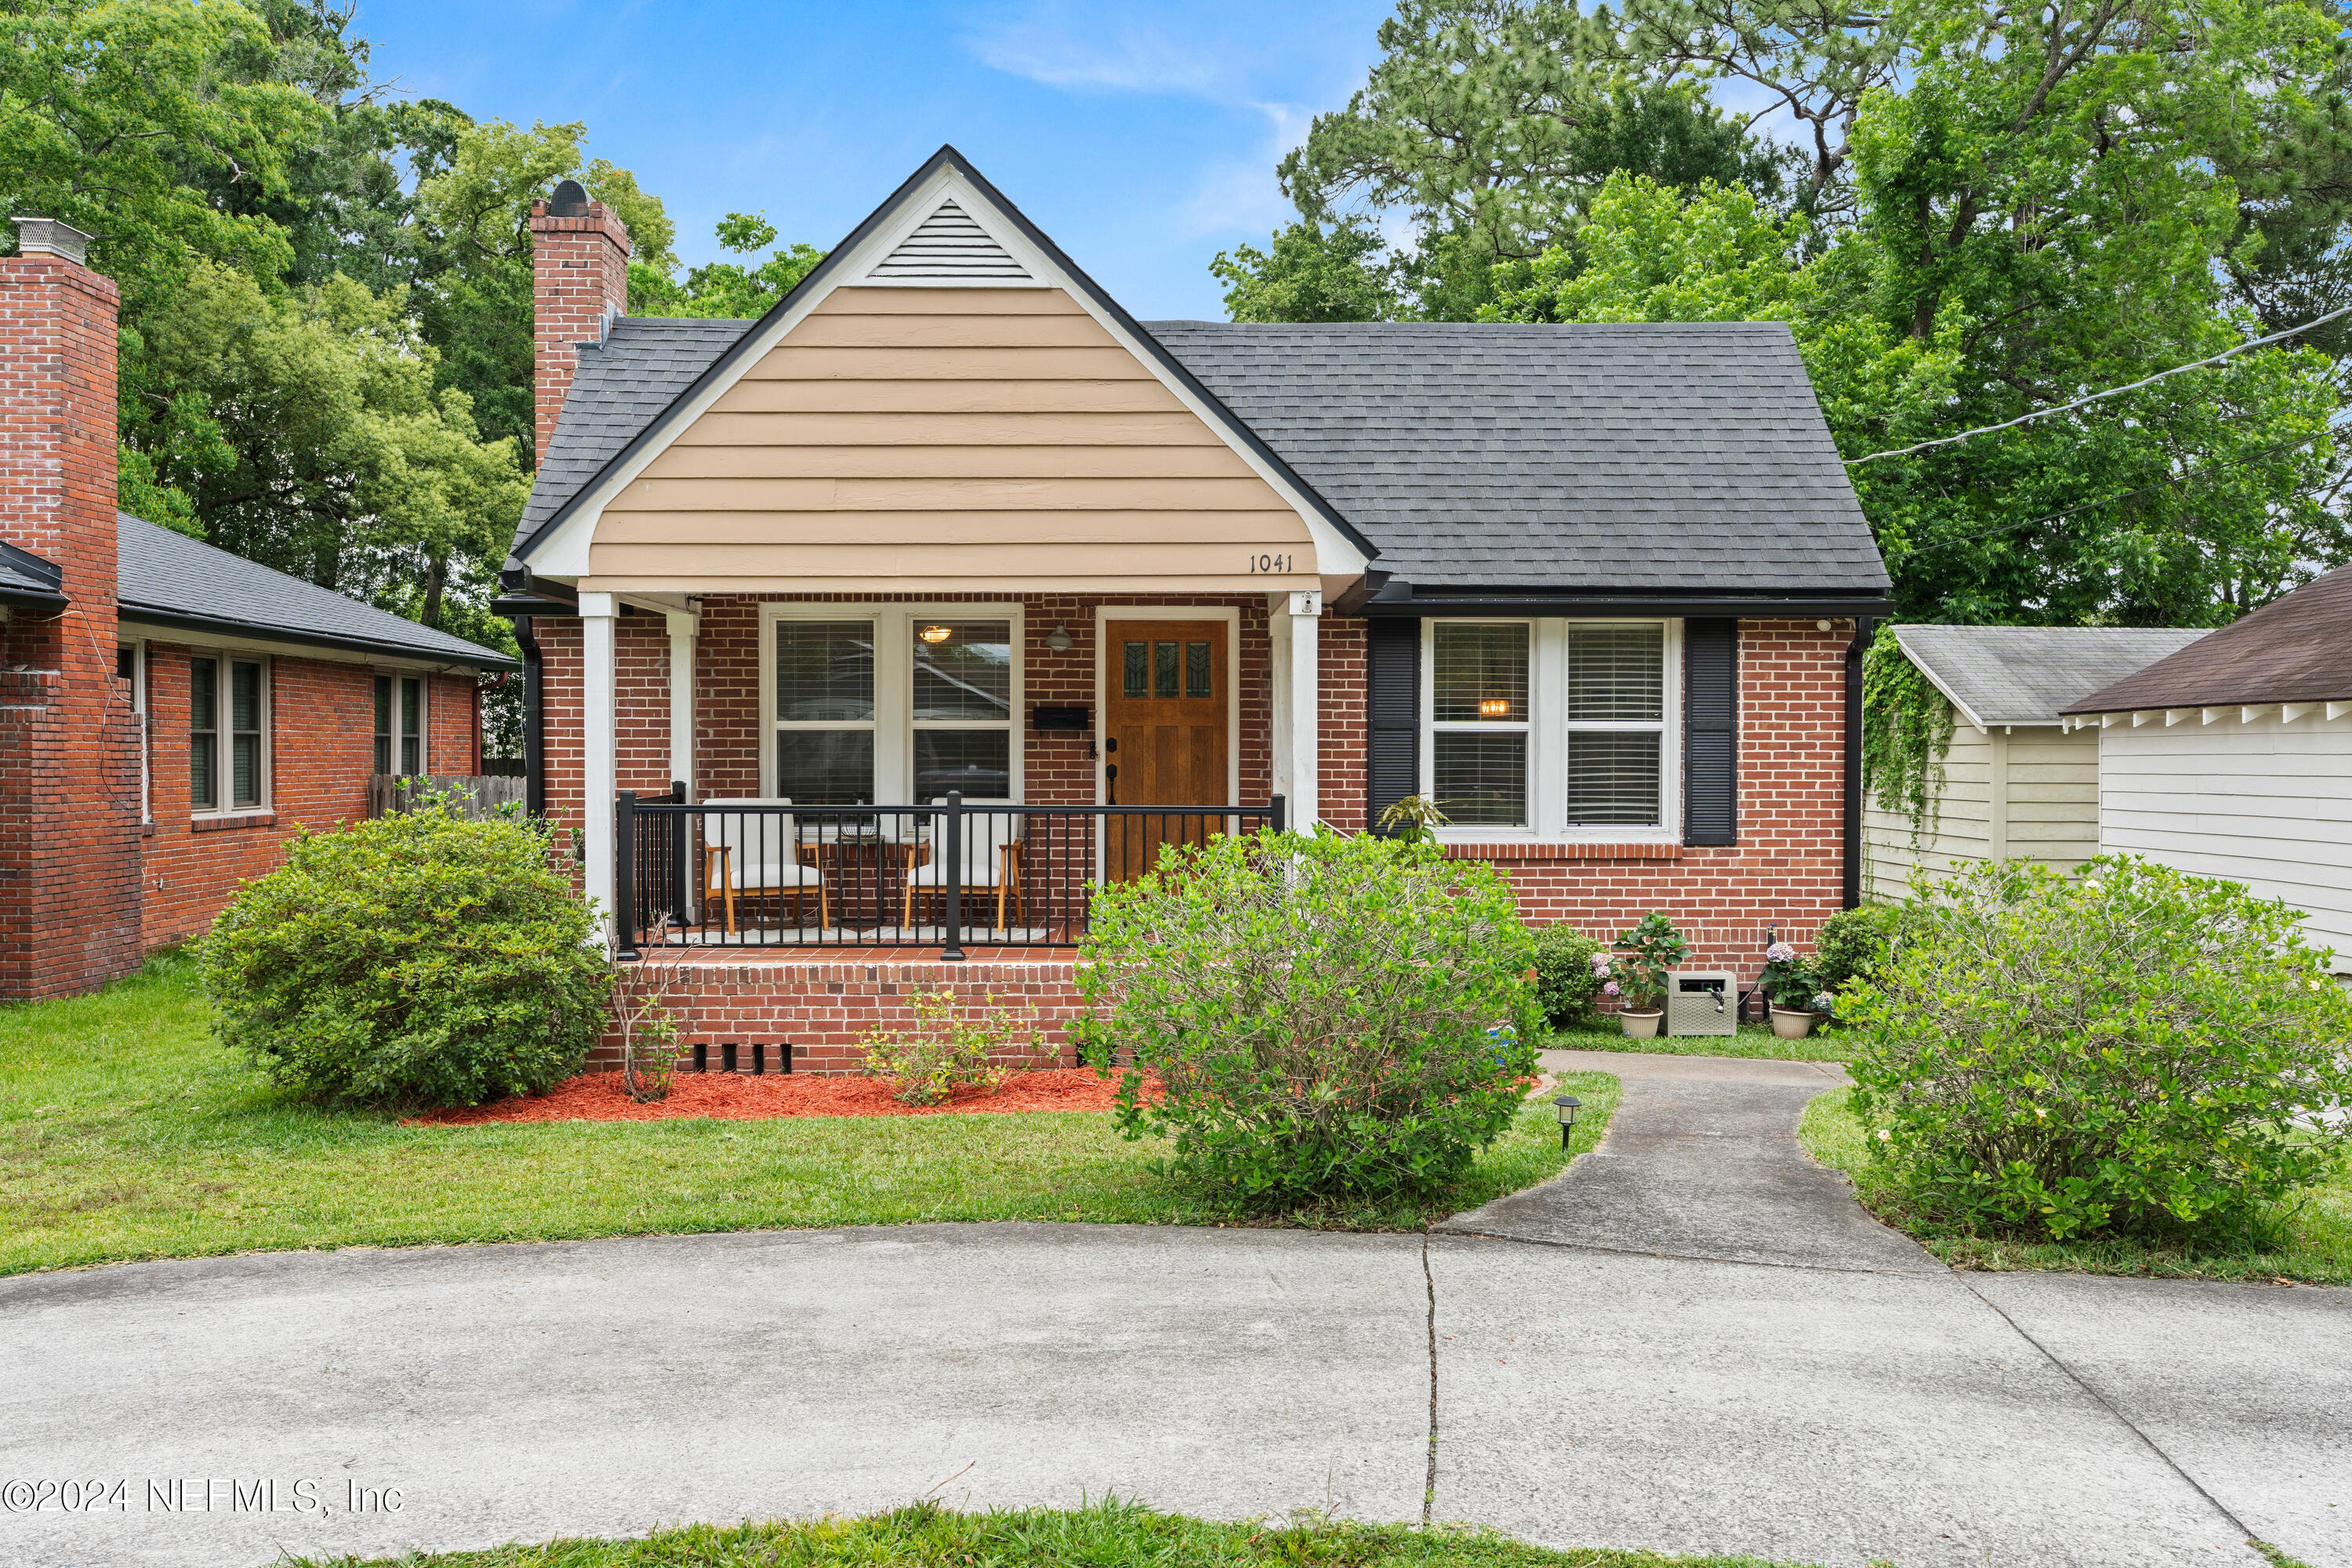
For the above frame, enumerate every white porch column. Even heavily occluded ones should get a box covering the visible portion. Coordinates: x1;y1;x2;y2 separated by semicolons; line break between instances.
666;608;696;799
1267;604;1294;804
580;592;618;941
1281;590;1320;830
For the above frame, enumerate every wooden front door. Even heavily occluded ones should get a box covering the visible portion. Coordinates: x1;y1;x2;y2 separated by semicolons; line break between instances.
1102;619;1229;880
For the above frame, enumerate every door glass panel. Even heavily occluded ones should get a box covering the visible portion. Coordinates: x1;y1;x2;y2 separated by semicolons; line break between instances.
1433;733;1527;826
1122;641;1148;699
775;621;874;721
913;730;1011;801
1567;625;1664;721
1154;641;1178;698
1185;641;1211;699
1433;624;1530;722
777;730;875;804
912;619;1011;721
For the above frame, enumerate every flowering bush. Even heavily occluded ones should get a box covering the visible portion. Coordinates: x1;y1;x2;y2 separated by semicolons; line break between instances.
1844;856;2352;1240
1078;828;1541;1206
1759;939;1821;1011
1606;913;1688;1011
861;989;1032;1105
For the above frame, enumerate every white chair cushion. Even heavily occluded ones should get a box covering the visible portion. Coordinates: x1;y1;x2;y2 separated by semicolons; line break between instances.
702;798;815;891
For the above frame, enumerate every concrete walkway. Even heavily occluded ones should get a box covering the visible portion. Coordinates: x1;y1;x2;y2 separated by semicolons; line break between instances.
2;1054;2344;1568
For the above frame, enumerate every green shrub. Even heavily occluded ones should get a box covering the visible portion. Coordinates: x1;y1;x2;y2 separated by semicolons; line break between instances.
1844;856;2352;1240
1077;828;1541;1207
1530;924;1608;1027
1814;903;1912;995
201;803;612;1109
861;989;1033;1105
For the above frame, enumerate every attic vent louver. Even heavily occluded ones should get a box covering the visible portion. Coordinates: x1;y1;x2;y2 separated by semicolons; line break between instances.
868;198;1032;281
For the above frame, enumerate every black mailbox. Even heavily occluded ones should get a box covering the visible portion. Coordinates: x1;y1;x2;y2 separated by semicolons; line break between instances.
1032;705;1091;732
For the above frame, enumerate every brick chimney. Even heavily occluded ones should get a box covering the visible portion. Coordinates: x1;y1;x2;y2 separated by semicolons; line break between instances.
529;180;632;466
0;216;142;999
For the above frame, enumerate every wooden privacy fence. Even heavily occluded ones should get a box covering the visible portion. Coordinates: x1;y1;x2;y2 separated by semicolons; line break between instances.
368;773;525;821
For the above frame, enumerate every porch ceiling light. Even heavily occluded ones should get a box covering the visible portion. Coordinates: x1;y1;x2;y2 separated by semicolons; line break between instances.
1553;1094;1582;1149
1045;623;1074;653
919;623;953;644
1479;697;1512;718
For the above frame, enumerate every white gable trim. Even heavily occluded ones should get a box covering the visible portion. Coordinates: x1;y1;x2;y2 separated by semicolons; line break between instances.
527;160;1371;583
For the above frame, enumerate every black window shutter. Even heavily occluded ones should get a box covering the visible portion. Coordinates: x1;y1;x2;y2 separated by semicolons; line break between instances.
1367;617;1421;833
1684;619;1737;846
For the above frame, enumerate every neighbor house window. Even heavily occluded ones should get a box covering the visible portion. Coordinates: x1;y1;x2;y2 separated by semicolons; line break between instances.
375;675;423;775
763;606;1023;804
1424;619;1678;838
191;655;267;813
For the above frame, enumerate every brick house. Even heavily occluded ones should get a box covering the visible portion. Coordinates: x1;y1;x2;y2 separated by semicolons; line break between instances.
500;148;1894;1071
0;220;515;1001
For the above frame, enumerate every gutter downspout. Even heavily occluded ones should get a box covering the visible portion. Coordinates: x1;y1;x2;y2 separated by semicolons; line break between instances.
516;615;546;819
1842;615;1880;909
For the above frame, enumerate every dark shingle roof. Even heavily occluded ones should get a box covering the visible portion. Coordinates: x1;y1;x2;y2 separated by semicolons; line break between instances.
1145;320;1889;594
515;315;1889;597
118;514;514;669
1893;625;2209;727
0;537;64;608
514;317;757;554
2064;565;2352;713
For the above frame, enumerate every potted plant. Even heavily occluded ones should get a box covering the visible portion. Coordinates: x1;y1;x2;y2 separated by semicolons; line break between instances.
1603;913;1688;1039
1761;940;1824;1039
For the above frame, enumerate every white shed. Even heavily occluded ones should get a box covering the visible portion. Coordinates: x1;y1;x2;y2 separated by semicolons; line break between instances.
2062;566;2352;975
1865;626;2206;898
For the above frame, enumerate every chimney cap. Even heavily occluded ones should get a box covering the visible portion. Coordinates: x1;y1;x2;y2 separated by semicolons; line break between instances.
12;217;91;264
547;180;590;217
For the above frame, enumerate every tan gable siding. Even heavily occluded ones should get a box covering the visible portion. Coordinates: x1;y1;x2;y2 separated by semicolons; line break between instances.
587;286;1317;591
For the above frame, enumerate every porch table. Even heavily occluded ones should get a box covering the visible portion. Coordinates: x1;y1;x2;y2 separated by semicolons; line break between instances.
802;831;930;931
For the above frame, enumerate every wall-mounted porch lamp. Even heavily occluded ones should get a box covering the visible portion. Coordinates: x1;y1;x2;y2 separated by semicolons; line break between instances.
1045;623;1074;653
1552;1094;1582;1149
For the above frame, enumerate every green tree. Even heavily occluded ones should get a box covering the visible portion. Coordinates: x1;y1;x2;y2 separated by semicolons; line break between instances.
1210;218;1399;323
1273;0;1788;318
633;211;826;320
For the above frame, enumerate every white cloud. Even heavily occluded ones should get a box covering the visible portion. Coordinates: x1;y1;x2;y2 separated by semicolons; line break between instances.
1180;100;1312;235
962;14;1239;97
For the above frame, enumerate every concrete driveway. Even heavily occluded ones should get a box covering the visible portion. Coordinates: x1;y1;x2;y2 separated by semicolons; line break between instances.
1;1051;2343;1568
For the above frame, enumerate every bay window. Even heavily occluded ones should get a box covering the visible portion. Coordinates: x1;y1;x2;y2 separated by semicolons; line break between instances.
763;605;1022;803
1423;619;1679;838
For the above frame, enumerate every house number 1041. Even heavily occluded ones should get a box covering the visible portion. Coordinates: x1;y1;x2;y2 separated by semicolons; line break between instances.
1247;553;1294;574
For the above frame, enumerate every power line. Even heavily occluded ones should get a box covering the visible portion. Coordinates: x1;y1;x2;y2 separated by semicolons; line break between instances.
1845;303;2352;467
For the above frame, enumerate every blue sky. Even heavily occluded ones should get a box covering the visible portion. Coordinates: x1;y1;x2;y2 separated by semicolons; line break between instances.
358;0;1399;319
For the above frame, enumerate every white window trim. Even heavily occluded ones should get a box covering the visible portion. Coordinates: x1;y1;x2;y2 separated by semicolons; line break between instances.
758;602;1025;802
122;641;150;824
374;672;430;778
191;652;273;817
1421;617;1682;844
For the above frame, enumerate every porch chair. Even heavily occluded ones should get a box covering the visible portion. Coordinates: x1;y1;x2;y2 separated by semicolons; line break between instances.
702;798;827;935
899;801;1024;935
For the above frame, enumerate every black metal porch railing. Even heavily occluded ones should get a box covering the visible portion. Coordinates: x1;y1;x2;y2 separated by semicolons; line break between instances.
615;789;1285;960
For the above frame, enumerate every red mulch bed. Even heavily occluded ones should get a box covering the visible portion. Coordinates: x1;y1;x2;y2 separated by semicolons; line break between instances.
409;1068;1125;1127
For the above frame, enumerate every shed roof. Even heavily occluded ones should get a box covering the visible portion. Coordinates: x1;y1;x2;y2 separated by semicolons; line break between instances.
1893;625;2209;728
117;514;515;669
2063;565;2352;713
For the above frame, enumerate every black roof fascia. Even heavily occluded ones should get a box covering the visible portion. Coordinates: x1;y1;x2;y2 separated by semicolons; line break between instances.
116;603;520;670
1356;587;1896;619
0;581;67;611
498;561;579;604
513;145;1379;568
0;537;66;608
493;593;580;619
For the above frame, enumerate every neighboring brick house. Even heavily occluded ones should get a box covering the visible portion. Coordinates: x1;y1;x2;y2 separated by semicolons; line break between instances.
498;149;1894;1069
0;220;515;1000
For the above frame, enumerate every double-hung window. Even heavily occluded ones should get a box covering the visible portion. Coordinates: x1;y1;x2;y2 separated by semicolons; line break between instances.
374;675;423;775
1424;619;1678;838
191;655;267;813
764;606;1022;804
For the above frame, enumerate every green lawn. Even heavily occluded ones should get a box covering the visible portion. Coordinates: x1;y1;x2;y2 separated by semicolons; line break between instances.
292;1499;1828;1568
0;955;1618;1276
1800;1086;2352;1286
1548;1021;1854;1063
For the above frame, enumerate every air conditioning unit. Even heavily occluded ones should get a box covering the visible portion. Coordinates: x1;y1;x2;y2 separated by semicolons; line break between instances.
1666;971;1737;1037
